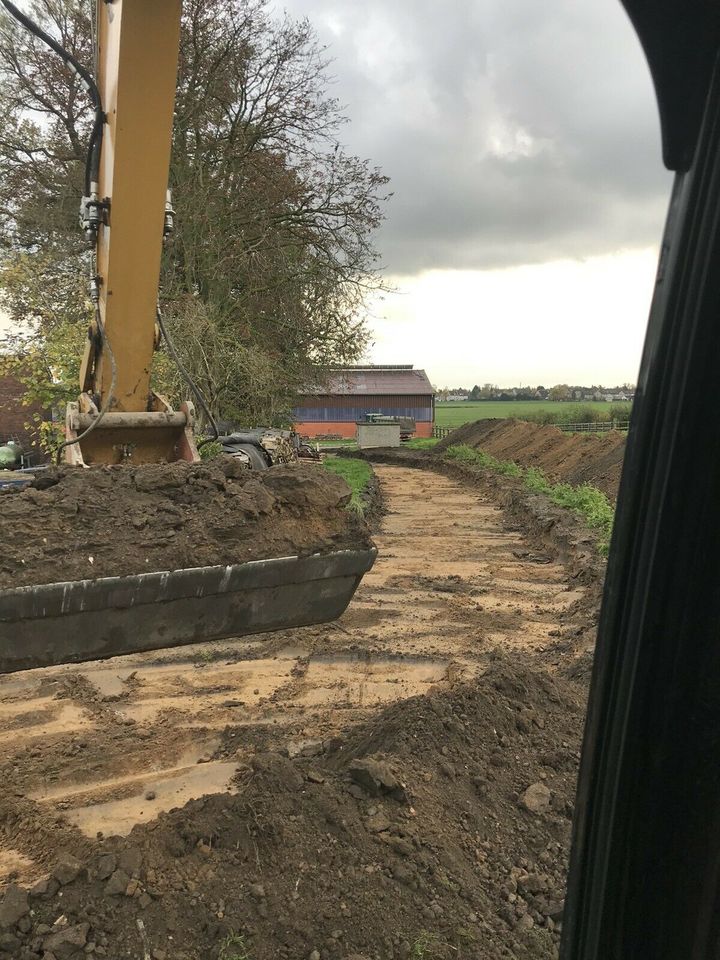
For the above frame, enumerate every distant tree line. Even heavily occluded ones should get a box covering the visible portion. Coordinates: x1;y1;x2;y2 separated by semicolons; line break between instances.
436;383;636;403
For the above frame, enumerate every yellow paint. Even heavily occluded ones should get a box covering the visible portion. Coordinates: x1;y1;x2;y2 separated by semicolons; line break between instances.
95;0;182;412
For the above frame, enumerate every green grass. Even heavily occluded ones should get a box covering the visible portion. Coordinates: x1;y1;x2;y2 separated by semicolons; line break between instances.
435;400;628;430
404;437;440;450
218;932;252;960
315;438;358;448
411;932;442;958
322;455;373;515
444;444;614;555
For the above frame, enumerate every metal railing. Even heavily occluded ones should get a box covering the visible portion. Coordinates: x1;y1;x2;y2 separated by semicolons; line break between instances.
558;421;630;433
432;421;629;439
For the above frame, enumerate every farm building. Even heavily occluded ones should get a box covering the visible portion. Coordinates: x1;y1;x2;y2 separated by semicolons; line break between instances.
294;365;435;439
0;368;49;456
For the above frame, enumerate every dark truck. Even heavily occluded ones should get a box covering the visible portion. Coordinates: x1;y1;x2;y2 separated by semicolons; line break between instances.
363;413;416;441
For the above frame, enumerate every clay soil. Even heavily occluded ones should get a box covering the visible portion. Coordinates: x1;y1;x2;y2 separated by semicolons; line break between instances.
0;460;372;590
435;419;626;500
0;465;600;960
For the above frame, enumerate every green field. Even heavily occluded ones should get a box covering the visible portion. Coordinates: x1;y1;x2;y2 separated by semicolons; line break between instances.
435;400;625;430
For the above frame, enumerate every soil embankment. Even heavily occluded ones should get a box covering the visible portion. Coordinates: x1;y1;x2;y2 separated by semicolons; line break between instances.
0;464;598;959
435;419;626;500
0;460;372;589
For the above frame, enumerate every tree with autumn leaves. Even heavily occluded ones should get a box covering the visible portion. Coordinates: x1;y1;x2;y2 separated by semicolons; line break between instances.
0;0;389;438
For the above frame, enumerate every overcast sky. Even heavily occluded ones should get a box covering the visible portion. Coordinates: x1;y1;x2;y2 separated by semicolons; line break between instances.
273;0;672;387
1;0;672;388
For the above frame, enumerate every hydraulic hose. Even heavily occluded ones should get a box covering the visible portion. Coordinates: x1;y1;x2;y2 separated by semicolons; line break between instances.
54;304;118;464
156;307;220;447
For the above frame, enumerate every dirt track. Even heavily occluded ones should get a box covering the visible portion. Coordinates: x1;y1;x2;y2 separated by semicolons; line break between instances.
0;464;594;959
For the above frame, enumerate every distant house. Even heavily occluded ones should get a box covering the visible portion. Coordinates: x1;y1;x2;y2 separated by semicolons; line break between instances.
294;365;435;438
0;369;49;454
446;393;468;402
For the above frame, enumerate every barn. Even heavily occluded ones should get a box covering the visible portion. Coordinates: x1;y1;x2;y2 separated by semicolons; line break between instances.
0;368;48;457
294;365;435;439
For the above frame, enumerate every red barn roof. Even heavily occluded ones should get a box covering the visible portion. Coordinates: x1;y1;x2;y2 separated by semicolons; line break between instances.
303;366;434;396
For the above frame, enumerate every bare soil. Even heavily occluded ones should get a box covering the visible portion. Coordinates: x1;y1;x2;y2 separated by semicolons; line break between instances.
0;460;372;589
435;419;626;499
0;465;600;960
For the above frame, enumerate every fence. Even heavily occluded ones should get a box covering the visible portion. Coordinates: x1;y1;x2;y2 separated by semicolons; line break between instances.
432;421;629;440
558;421;630;433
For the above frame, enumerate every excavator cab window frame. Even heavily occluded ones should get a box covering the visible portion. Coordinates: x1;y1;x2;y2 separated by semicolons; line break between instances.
561;5;720;957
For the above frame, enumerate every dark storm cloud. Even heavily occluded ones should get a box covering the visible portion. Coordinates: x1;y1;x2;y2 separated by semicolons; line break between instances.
276;0;672;273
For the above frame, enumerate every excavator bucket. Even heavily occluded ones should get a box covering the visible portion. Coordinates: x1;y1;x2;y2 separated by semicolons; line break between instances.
0;547;377;674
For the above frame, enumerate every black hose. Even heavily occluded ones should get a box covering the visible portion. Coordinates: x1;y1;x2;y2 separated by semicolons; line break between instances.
156;307;220;447
54;306;118;464
0;0;104;193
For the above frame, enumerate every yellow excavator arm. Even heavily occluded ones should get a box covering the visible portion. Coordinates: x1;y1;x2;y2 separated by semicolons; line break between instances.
65;0;198;466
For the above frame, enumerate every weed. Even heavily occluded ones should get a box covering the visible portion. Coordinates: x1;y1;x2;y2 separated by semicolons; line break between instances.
198;439;223;459
192;647;224;666
218;932;252;960
411;932;440;958
409;930;457;958
444;444;520;477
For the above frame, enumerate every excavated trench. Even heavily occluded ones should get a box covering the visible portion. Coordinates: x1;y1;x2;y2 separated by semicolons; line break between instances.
0;463;599;960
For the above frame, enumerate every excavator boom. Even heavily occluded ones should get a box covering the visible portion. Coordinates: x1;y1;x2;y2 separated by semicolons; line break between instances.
66;0;195;466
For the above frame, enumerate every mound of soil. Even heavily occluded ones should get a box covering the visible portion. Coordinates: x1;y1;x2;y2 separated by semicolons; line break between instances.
4;655;583;960
0;459;373;590
435;420;625;499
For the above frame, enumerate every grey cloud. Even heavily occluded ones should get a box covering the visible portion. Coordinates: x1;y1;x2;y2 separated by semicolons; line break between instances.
275;0;672;273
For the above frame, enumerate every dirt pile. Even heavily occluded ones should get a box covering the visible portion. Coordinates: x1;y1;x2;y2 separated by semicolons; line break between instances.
435;419;626;499
4;655;584;960
0;459;373;589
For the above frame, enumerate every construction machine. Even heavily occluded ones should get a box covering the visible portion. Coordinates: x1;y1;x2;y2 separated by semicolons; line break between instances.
0;0;375;673
220;428;320;468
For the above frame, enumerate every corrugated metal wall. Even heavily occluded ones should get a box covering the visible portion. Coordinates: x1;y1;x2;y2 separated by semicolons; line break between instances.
294;394;433;423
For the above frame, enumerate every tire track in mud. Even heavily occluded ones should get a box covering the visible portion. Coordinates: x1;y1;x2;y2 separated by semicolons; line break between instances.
0;464;590;883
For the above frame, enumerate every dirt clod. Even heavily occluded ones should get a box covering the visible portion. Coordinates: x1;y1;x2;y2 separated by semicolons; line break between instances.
521;782;553;814
0;883;28;928
43;921;89;958
51;852;82;885
348;758;407;801
105;869;130;896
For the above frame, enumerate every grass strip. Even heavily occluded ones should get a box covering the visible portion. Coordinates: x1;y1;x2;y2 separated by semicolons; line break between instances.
444;444;613;554
322;455;374;516
404;437;440;450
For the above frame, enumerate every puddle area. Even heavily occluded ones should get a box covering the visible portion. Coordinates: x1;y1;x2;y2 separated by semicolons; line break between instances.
63;762;239;838
4;650;452;842
0;849;43;887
